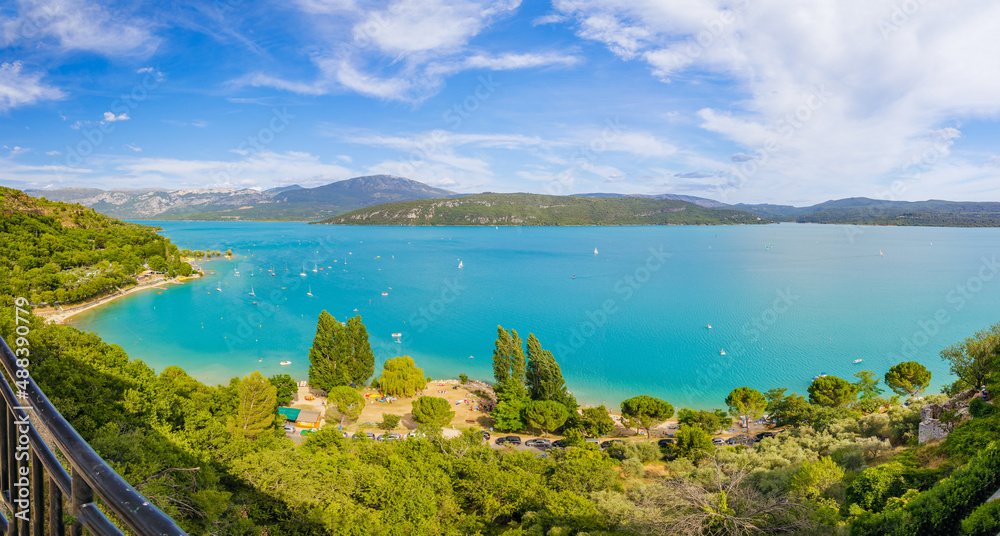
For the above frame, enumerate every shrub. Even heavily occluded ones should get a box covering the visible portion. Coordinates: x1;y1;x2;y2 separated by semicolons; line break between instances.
969;398;995;419
635;441;662;463
961;500;1000;536
459;373;468;384
621;458;644;478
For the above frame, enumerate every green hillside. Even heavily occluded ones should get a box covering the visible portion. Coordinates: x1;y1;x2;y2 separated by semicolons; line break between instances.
0;186;204;307
317;193;770;226
740;198;1000;226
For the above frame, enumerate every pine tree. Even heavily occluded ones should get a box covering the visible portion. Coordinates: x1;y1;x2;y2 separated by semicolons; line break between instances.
234;371;276;438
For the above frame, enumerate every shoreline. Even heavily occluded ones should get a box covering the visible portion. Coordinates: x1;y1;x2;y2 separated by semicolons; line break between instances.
37;272;201;325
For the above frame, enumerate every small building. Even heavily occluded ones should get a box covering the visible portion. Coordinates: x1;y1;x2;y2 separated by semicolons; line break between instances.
277;407;301;422
296;410;321;428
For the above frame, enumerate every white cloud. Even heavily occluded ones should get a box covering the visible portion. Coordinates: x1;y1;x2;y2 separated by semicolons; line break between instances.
234;0;582;102
4;0;159;55
532;14;565;26
124;144;141;152
554;0;1000;203
103;111;129;122
0;61;63;111
45;150;61;155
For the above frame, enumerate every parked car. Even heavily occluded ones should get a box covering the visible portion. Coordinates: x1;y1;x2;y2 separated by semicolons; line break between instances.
342;431;350;438
354;432;376;440
551;440;566;448
376;434;385;441
525;438;551;449
600;439;623;449
405;430;426;440
657;438;675;447
712;437;726;446
283;425;295;434
481;431;491;441
726;435;753;446
384;433;401;442
754;432;776;441
496;435;521;445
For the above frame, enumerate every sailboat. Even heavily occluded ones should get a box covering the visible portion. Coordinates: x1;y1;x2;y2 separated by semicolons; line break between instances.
234;269;240;277
594;247;599;255
216;283;222;292
458;260;463;269
307;285;313;297
312;263;318;273
249;285;255;297
300;265;307;276
720;349;726;356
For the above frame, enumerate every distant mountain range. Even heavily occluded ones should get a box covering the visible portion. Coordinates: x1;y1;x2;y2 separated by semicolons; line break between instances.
737;198;1000;226
317;193;767;226
23;177;1000;226
26;176;454;221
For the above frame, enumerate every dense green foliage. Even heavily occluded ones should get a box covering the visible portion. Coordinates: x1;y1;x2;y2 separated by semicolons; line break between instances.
410;396;455;429
0;186;195;306
808;375;858;407
319;193;770;226
326;386;366;425
307;311;374;391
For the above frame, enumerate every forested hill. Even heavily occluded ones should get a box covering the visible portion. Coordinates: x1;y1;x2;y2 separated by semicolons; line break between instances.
317;193;770;226
0;186;202;307
738;198;1000;226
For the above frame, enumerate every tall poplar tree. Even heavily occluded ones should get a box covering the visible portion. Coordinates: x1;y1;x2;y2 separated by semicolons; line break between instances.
308;310;350;391
492;325;527;401
525;333;574;409
345;315;375;386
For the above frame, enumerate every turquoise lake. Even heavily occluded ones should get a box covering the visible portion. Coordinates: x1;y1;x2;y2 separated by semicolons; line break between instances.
70;222;1000;410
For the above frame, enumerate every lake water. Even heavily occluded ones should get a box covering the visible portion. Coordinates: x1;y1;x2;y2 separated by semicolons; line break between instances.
70;222;1000;410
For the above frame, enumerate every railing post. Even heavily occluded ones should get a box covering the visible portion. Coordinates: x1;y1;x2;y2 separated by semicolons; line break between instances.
31;452;43;536
70;467;92;536
48;476;63;536
6;409;17;536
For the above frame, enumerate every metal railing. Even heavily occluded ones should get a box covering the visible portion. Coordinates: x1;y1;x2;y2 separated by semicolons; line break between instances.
0;335;186;535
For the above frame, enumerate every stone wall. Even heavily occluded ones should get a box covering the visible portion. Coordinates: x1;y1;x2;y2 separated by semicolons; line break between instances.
917;388;980;444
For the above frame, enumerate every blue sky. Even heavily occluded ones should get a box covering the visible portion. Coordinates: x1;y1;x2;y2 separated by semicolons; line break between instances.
1;0;999;205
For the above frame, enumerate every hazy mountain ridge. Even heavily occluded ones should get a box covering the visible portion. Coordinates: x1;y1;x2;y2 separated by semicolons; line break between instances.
26;175;455;221
737;197;1000;226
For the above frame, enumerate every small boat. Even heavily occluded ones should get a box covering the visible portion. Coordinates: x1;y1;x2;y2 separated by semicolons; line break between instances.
353;308;358;312
381;292;388;296
391;332;402;337
249;286;255;297
300;265;307;276
879;250;884;257
853;359;863;364
307;286;313;297
458;260;463;269
280;361;291;366
707;324;712;329
234;270;240;277
216;284;222;292
312;263;318;273
720;349;726;356
594;247;599;255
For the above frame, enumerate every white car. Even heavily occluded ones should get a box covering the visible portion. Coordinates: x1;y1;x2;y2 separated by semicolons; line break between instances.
283;425;295;434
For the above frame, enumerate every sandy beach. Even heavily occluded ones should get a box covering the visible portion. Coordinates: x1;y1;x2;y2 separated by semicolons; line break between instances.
37;273;198;325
